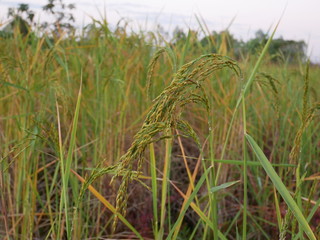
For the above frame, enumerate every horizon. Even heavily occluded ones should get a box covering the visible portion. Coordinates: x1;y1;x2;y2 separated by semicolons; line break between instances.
0;0;319;63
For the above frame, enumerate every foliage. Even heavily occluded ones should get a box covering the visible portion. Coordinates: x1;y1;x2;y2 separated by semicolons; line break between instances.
171;27;307;63
2;0;76;37
1;3;308;63
8;3;35;25
41;0;76;35
245;30;307;63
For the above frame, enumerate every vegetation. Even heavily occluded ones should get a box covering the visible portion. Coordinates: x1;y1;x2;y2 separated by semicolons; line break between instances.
0;3;319;240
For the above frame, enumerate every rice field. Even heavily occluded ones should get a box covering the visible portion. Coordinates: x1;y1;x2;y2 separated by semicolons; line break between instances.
0;18;319;240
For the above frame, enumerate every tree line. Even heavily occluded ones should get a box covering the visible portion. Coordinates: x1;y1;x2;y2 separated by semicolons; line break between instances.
1;1;307;64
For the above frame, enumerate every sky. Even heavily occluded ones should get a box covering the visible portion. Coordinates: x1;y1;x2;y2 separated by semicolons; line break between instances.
0;0;320;62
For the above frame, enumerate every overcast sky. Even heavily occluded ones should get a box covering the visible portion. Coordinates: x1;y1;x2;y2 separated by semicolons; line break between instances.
1;0;320;62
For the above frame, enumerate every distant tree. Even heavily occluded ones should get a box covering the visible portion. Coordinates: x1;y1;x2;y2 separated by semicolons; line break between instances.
3;1;76;37
255;29;268;41
0;4;35;37
200;30;243;58
244;29;268;54
172;27;187;45
268;37;306;63
0;16;30;38
200;32;218;53
244;30;306;63
41;0;76;36
156;24;169;39
7;3;35;26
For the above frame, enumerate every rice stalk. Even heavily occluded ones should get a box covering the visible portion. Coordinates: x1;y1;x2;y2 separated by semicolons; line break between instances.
280;61;319;239
289;104;320;164
256;72;281;118
78;53;240;232
146;48;165;100
111;53;240;231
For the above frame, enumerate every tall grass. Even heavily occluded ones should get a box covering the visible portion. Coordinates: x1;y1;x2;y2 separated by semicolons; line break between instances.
0;18;319;239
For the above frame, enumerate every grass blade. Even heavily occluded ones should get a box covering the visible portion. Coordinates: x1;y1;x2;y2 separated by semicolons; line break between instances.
216;19;281;185
1;80;28;92
158;135;172;239
242;94;248;239
149;143;159;237
245;133;316;240
71;169;143;239
210;180;239;193
166;166;227;240
56;80;82;239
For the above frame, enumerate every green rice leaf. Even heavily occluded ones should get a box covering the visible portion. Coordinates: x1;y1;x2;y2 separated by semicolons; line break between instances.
245;133;316;240
166;167;227;240
210;180;240;194
1;80;28;92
